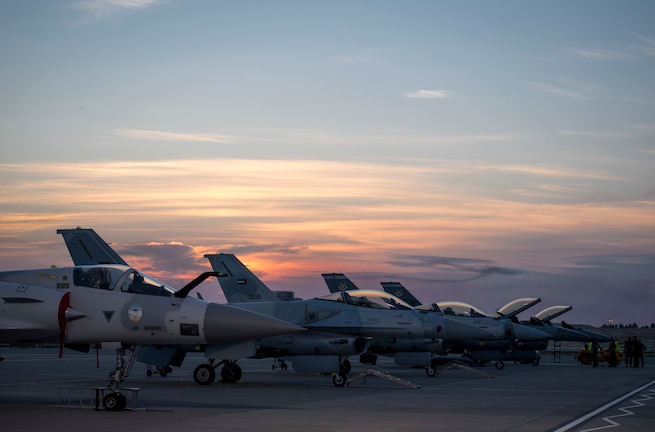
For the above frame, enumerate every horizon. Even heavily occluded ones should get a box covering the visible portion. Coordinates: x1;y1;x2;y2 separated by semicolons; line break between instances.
1;1;654;327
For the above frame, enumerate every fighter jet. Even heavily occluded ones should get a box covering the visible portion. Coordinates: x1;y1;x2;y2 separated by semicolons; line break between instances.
0;261;304;408
384;281;606;342
519;305;609;343
385;281;617;365
56;227;358;386
206;253;498;385
326;277;551;369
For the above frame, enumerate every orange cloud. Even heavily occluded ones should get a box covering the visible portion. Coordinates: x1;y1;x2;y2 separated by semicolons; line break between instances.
0;158;653;287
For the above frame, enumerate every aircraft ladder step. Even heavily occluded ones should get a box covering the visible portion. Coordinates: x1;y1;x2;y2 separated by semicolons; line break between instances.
346;367;420;388
436;361;494;378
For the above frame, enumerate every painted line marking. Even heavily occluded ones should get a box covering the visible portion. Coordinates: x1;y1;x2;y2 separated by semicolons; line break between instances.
552;379;655;432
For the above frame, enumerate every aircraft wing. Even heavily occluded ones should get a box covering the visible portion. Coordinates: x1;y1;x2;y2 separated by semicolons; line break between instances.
57;227;128;265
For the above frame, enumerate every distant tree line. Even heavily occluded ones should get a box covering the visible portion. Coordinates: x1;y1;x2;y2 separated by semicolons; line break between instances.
600;323;655;329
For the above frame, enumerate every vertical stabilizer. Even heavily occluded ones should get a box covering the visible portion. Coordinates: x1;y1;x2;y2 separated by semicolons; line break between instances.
321;273;360;293
204;253;281;303
57;227;128;266
381;282;423;307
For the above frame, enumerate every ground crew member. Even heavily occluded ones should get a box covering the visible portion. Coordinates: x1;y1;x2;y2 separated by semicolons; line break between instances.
591;339;599;367
608;338;618;367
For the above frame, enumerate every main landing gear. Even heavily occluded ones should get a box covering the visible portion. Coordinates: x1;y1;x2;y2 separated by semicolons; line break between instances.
147;364;172;377
193;359;243;385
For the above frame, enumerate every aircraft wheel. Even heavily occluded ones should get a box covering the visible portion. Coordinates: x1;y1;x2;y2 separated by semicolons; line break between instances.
103;392;126;411
339;359;352;375
332;373;347;387
146;369;152;377
531;358;540;366
495;361;505;370
220;363;242;383
193;364;216;385
425;366;437;377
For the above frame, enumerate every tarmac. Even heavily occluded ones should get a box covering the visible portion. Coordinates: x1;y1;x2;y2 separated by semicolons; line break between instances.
0;347;654;432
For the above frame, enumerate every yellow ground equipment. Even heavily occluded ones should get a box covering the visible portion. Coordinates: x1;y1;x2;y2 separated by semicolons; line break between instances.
575;348;623;365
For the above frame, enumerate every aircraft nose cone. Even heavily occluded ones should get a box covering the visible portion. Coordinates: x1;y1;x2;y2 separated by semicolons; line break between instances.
512;323;550;341
442;316;496;340
203;303;305;344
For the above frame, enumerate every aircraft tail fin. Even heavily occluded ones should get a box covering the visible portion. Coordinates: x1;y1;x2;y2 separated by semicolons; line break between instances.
321;273;360;293
380;282;422;307
57;227;128;266
204;253;281;303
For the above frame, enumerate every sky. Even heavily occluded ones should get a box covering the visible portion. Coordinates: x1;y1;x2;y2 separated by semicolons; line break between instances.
1;0;654;327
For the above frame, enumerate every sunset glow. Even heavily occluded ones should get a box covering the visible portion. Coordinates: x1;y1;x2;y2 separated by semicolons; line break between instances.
1;1;654;326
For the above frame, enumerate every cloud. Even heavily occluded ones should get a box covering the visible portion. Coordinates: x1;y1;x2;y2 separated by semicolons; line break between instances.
494;164;624;181
525;80;599;101
558;130;635;139
115;129;238;143
568;48;632;61
629;32;655;57
388;255;521;283
403;89;452;99
526;79;644;104
70;0;161;23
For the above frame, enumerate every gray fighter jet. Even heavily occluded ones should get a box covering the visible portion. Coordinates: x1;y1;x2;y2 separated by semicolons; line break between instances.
57;228;377;385
521;305;609;343
323;275;551;369
206;253;502;385
0;259;304;409
379;280;612;366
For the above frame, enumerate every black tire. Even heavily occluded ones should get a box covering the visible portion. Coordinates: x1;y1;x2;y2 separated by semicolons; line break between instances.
193;364;216;385
425;366;437;377
332;373;347;387
220;363;243;383
339;359;352;375
103;392;126;411
531;358;540;366
495;361;505;370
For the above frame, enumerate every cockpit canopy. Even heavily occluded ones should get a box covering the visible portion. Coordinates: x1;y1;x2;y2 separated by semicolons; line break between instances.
318;289;413;310
434;301;490;317
534;305;572;322
73;265;175;297
495;297;541;319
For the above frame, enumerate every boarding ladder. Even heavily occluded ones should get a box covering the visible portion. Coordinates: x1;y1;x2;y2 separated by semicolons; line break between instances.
553;340;562;363
435;361;494;378
346;366;421;388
